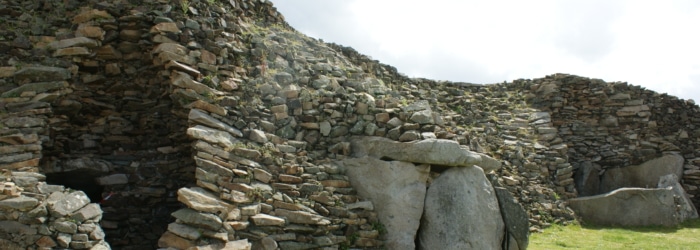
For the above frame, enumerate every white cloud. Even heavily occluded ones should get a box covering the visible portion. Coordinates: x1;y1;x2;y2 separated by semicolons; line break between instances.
271;0;700;101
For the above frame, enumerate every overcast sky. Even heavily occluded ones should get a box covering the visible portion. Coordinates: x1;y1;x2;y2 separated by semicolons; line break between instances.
270;0;700;102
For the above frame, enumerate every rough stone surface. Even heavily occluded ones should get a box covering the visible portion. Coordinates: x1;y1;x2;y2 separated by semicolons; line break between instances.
171;208;223;231
568;187;686;226
351;136;501;171
187;125;238;149
0;196;38;210
49;191;90;217
5;0;700;249
419;166;505;250
494;187;529;250
340;157;429;250
600;154;684;193
14;66;71;83
657;174;698;221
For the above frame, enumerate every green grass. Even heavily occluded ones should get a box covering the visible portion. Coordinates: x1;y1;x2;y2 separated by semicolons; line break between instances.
530;219;700;250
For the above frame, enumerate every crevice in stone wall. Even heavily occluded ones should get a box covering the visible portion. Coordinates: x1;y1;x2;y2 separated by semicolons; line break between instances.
45;170;105;202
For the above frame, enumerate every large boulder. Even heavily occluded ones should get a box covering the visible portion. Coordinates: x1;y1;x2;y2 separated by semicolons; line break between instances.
568;187;685;227
657;174;698;221
494;187;529;250
350;136;501;172
418;166;504;250
600;154;683;193
339;157;429;250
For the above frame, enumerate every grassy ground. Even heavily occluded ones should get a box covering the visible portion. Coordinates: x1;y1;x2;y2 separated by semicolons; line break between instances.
529;219;700;249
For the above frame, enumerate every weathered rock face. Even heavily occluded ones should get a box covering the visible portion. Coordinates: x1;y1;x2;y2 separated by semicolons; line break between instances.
568;186;689;227
339;157;429;250
419;166;505;250
350;136;501;172
494;187;530;250
600;154;684;193
657;174;698;221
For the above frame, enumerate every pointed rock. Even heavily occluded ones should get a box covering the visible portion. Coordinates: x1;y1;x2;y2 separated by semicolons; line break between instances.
341;157;428;250
419;166;505;250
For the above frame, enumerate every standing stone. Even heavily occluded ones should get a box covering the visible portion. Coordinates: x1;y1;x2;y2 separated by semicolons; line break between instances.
419;166;504;250
657;174;698;221
494;187;529;250
340;157;429;250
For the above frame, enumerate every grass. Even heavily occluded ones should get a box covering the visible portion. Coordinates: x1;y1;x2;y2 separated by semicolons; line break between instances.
530;219;700;249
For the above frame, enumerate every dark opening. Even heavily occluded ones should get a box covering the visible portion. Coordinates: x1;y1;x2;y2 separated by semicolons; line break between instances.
379;156;395;161
429;164;451;173
45;170;105;202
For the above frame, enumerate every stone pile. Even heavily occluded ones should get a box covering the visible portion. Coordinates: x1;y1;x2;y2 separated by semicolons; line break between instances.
0;171;109;249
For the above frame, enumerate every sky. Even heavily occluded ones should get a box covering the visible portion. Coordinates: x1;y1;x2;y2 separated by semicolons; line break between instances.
270;0;700;102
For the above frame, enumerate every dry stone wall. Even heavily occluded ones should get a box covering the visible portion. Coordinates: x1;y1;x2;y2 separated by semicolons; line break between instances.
0;172;109;249
520;74;700;207
3;0;700;249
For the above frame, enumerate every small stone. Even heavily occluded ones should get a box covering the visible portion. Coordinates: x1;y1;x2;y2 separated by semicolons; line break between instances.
54;221;78;234
47;37;99;50
0;196;38;210
150;22;182;34
158;231;195;249
76;25;105;40
274;209;331;225
35;236;57;248
72;9;113;24
399;130;421;142
14;66;70;83
72;234;89;241
168;222;202;240
249;129;268;143
251;213;286;226
262;236;279;250
241;204;261;216
171;208;223;231
254;168;273;183
50;191;90;217
70;203;103;222
57;233;72;248
53;47;91;57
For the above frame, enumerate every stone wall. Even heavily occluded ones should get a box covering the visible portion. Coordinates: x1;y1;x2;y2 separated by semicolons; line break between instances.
3;0;700;249
519;74;700;206
0;172;109;249
0;0;287;249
